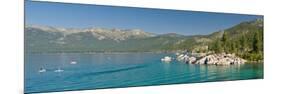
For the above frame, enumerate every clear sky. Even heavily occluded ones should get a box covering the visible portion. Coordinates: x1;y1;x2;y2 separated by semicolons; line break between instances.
25;1;263;35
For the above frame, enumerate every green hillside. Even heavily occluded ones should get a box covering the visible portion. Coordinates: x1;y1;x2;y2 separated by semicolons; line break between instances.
208;19;263;61
25;18;263;60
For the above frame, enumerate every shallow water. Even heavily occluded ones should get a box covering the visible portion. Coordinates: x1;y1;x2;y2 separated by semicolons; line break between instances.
24;53;263;93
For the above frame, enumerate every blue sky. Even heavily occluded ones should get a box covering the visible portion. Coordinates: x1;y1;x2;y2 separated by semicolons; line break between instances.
25;1;262;35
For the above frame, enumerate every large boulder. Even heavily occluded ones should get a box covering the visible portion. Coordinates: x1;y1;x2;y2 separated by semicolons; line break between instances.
186;56;196;64
177;54;189;62
194;53;246;65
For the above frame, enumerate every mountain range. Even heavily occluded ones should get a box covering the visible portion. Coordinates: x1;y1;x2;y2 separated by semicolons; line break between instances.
25;19;263;53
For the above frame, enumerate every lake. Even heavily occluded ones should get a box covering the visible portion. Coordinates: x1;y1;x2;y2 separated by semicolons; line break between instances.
24;53;263;93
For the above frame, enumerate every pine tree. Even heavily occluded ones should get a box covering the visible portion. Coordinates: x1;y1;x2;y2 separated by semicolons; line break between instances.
221;31;228;52
253;31;261;53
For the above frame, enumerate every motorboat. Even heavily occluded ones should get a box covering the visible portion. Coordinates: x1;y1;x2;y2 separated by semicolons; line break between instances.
38;67;46;73
70;60;77;64
54;68;64;72
161;56;172;62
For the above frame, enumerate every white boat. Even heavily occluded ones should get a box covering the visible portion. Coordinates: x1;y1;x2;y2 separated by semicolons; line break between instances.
161;56;172;62
54;68;64;73
70;61;77;64
38;67;46;73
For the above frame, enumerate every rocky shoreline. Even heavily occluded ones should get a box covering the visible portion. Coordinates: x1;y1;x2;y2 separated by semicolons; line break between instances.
163;53;247;65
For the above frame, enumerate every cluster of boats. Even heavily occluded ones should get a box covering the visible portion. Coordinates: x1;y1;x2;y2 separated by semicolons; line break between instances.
38;60;77;73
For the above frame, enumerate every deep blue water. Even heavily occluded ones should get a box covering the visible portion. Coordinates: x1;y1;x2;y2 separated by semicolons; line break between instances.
24;53;263;93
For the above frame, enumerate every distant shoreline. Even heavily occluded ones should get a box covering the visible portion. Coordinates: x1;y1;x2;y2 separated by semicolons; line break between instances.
25;51;178;54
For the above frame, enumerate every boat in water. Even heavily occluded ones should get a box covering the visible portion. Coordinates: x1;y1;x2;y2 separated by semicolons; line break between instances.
38;67;46;73
70;60;77;64
161;56;172;62
54;68;64;73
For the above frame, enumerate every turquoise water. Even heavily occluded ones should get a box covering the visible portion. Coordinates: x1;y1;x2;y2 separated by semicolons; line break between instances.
24;53;263;93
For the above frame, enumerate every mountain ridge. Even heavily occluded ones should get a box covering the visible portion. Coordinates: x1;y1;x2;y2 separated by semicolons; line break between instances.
26;24;155;42
25;19;263;53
